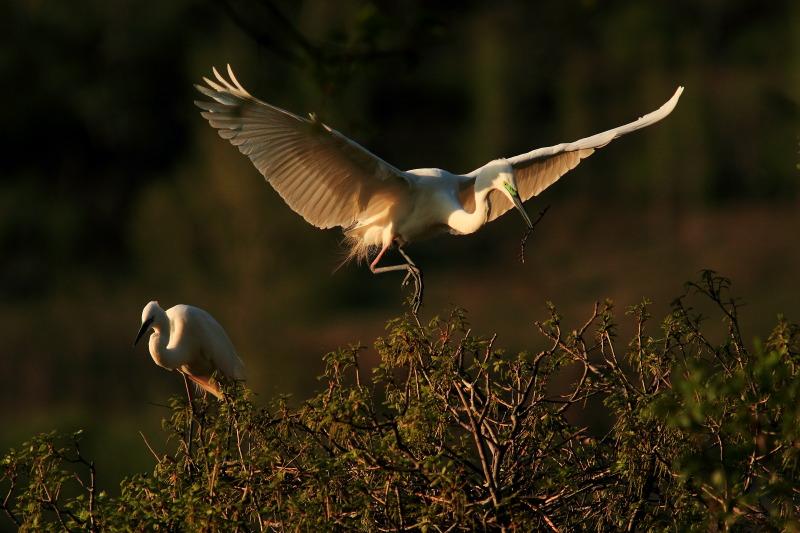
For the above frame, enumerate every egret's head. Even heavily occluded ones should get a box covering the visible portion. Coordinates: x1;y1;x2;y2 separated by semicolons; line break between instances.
484;159;533;229
134;301;161;347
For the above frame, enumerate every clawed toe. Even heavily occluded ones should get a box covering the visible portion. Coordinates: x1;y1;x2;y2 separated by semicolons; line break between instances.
401;267;424;315
370;246;424;315
411;290;422;315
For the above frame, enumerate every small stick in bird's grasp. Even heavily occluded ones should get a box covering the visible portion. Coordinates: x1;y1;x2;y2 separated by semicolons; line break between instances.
518;205;551;264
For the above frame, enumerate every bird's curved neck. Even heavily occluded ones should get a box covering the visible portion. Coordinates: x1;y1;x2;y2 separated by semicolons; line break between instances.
448;187;492;235
149;316;183;370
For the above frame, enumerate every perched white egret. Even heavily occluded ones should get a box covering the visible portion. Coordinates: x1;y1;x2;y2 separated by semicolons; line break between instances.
196;66;683;313
133;301;245;399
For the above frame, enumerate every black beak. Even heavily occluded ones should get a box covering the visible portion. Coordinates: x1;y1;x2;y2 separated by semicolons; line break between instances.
512;194;533;229
133;316;155;347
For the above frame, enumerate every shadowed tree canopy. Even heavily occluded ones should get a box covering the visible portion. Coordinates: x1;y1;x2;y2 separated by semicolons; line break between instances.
0;0;798;510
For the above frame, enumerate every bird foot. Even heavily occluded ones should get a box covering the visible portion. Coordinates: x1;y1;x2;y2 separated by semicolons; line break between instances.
411;289;422;316
401;266;424;316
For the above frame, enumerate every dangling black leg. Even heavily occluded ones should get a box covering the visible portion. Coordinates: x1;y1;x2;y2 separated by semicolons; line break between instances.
369;243;424;315
397;246;423;314
182;373;196;458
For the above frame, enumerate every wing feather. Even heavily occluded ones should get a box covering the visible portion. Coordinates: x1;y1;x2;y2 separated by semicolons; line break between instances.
195;65;413;230
468;87;683;222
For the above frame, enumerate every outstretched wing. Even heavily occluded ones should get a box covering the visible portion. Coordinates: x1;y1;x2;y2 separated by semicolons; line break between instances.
469;87;684;222
195;65;414;230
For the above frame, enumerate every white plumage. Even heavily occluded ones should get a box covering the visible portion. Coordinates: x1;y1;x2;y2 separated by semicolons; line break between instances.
196;65;683;312
134;301;245;398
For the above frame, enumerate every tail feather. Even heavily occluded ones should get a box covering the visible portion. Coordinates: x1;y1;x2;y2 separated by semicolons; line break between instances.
337;234;380;268
184;373;223;399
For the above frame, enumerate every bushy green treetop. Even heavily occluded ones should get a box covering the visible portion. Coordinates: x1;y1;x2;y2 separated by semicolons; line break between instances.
3;272;799;531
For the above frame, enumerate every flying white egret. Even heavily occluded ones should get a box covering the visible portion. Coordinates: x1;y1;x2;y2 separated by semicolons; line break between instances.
133;301;245;399
196;65;683;313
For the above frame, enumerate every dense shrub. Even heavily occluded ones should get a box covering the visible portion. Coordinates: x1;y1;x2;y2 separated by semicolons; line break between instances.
3;272;800;531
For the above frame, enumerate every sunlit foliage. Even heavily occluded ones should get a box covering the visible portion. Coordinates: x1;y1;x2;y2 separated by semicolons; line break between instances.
3;272;800;531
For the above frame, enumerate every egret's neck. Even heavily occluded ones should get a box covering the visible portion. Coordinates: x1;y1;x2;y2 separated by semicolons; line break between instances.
447;187;492;235
148;316;182;370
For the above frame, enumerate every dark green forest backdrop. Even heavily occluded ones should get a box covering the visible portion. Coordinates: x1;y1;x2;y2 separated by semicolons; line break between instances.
1;0;798;496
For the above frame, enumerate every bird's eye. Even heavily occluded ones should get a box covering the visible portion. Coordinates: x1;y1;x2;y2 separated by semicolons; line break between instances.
503;183;518;197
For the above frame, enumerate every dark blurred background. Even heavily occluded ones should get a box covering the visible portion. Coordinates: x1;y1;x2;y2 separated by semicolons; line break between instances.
1;0;798;497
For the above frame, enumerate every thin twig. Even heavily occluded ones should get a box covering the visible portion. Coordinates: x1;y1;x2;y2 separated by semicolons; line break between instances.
519;205;550;263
